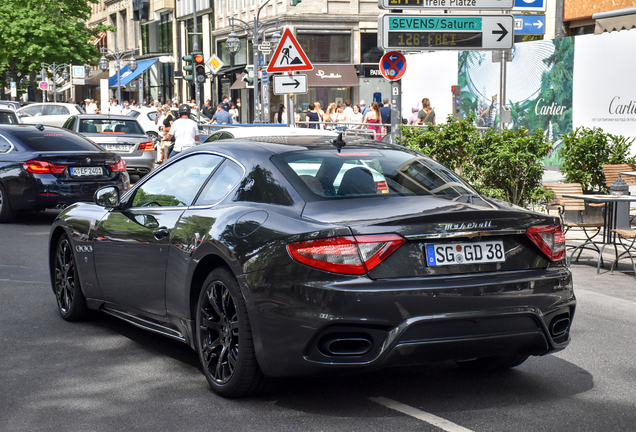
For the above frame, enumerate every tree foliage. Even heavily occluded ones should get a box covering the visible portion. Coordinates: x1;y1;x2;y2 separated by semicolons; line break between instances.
0;0;110;97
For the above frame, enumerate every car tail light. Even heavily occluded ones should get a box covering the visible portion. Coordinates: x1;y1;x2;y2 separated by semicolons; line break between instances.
526;225;566;262
109;159;127;172
138;142;155;151
287;234;405;275
23;160;66;174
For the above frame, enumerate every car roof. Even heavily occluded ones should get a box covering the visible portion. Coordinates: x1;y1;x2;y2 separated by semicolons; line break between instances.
17;102;79;109
212;126;338;138
74;114;138;120
0;108;17;113
195;135;405;159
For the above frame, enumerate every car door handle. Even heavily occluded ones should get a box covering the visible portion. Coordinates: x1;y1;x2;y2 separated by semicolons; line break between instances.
152;227;170;239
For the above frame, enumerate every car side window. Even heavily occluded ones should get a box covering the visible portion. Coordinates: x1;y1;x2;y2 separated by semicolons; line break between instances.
63;116;76;130
147;113;156;121
19;106;42;117
45;105;70;116
205;133;222;143
131;154;223;208
195;160;243;206
0;135;13;153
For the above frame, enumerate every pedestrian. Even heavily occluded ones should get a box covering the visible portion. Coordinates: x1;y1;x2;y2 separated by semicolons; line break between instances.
85;98;95;114
159;105;175;162
334;104;347;123
380;98;391;134
220;95;230;111
110;99;122;115
418;98;436;125
202;100;214;119
275;104;286;124
350;104;363;129
408;106;419;125
323;103;336;130
164;104;200;159
359;100;369;119
364;102;382;140
155;106;164;126
121;100;132;115
305;103;319;129
211;103;233;124
229;102;239;124
343;99;354;124
315;102;325;129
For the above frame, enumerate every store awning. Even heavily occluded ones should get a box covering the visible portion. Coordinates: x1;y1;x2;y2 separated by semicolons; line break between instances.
108;58;158;87
306;65;359;87
594;6;636;34
230;73;248;89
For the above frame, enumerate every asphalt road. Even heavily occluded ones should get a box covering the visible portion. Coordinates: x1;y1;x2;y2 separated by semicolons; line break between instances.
1;210;636;432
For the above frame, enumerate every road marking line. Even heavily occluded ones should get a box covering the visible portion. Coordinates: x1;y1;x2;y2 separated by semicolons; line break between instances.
369;396;474;432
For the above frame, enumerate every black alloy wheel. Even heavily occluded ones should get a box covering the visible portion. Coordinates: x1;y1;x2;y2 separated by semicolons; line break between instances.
196;267;265;398
0;183;16;223
53;235;87;321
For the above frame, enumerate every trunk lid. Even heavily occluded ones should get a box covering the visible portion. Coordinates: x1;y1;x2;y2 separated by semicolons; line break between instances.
302;195;559;277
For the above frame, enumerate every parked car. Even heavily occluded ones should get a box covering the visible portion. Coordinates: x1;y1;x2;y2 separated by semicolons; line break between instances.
49;134;575;398
16;103;85;127
62;114;156;181
0;108;20;124
127;107;211;142
0;124;129;222
0;101;21;111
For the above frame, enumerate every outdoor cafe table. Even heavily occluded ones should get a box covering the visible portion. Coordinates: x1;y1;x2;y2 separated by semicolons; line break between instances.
562;194;636;273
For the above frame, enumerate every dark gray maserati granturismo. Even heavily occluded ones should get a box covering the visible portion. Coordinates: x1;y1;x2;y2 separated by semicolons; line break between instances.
49;133;575;398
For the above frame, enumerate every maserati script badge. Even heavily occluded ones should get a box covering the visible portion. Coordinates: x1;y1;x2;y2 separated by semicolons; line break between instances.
440;221;493;230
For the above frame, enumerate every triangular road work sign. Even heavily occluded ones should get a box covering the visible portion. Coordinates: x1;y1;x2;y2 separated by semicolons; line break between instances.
267;28;313;73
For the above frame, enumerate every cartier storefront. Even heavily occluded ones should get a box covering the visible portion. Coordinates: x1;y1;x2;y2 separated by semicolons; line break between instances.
294;64;360;116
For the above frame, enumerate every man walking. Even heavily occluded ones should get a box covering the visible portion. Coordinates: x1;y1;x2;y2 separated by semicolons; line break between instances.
211;103;233;124
164;104;200;159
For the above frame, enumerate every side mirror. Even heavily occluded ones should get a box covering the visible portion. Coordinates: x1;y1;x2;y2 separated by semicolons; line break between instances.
94;186;120;208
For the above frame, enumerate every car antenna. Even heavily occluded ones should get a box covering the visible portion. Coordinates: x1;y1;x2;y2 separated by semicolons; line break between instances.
331;126;347;153
36;124;45;131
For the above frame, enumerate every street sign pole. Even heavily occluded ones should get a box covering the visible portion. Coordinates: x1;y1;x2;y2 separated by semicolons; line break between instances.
391;80;401;143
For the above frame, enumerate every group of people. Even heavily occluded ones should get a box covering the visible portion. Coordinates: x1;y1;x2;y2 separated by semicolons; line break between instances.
202;96;240;124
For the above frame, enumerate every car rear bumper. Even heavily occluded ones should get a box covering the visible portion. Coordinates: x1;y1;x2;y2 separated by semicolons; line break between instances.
240;266;575;377
120;151;156;176
9;174;129;210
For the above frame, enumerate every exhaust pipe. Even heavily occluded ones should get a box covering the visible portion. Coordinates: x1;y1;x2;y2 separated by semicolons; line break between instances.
319;336;373;357
55;204;69;210
550;316;570;337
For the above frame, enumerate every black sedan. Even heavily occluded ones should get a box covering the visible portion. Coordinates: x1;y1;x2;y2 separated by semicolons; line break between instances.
49;135;575;398
0;124;130;222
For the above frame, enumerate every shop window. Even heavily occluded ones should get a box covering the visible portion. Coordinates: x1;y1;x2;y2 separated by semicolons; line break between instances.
361;32;383;64
296;33;351;63
217;37;249;65
159;13;173;53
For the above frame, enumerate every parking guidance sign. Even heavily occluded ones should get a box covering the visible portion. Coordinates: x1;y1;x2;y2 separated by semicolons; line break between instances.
378;0;513;10
379;14;514;51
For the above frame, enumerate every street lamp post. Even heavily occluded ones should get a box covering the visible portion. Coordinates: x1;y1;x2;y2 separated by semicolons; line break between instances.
98;47;137;107
41;62;70;103
226;0;281;123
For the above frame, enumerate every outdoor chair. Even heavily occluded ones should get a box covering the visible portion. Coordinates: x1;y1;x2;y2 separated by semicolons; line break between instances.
543;182;605;264
609;228;636;277
602;164;636;225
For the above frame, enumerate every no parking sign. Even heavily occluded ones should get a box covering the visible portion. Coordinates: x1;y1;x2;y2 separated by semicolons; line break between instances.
379;51;407;81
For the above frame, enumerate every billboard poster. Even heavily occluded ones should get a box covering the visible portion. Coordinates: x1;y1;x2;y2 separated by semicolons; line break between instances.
458;37;575;166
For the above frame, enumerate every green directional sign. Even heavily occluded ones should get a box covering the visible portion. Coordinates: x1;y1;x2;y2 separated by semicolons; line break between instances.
378;0;514;10
378;13;514;51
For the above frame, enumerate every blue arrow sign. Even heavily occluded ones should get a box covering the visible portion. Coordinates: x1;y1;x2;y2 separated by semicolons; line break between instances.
514;15;546;34
513;0;546;11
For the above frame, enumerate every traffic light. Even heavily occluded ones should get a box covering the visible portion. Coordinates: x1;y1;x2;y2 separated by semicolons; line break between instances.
183;54;194;81
451;85;461;119
194;53;206;83
291;0;302;5
242;67;254;87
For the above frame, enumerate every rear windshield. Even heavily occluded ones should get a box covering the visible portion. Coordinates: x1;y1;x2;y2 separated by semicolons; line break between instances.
78;119;144;134
273;148;476;200
0;112;19;124
11;129;105;152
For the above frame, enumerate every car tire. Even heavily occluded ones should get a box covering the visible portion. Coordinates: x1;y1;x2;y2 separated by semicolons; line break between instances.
53;234;87;321
195;267;266;398
0;183;16;223
456;355;529;371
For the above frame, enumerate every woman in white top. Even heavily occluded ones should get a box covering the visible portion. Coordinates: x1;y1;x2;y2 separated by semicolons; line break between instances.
350;104;363;129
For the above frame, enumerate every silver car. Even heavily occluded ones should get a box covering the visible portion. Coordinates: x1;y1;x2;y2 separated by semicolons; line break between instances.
63;114;156;180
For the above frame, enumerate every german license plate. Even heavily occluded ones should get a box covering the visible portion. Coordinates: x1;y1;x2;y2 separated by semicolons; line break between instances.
425;241;505;267
105;144;131;151
71;167;103;177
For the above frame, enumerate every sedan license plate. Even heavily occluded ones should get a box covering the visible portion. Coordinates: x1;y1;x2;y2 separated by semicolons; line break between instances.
105;144;132;151
71;167;103;177
425;241;505;267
